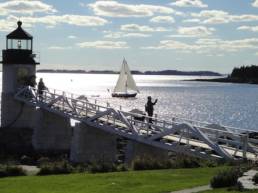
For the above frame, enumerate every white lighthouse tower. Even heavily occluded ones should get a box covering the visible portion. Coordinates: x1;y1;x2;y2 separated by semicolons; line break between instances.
1;21;39;128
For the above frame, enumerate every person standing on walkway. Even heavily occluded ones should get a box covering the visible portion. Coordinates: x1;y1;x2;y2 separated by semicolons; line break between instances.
145;96;158;124
37;78;47;100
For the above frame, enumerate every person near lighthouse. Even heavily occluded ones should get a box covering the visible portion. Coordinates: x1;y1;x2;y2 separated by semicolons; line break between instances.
37;78;47;100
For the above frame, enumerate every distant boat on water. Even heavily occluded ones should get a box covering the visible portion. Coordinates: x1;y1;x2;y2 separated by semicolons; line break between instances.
112;58;139;98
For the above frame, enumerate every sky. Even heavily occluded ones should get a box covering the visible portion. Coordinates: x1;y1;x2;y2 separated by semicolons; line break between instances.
0;0;258;73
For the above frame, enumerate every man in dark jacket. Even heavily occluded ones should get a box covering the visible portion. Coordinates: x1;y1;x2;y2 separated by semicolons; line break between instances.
145;96;158;124
37;78;47;100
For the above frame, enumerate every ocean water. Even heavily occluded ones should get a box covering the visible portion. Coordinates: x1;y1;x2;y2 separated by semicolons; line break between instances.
1;73;258;131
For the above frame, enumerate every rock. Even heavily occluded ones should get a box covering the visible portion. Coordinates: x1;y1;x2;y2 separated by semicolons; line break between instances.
238;170;258;190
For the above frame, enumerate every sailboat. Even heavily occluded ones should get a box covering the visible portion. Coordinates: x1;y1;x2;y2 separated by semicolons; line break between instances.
112;58;139;98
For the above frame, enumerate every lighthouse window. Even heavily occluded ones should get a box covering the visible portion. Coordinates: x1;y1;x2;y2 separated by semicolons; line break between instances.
7;39;31;50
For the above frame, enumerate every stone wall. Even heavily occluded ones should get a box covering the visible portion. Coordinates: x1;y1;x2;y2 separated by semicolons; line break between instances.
70;123;118;163
1;93;36;129
33;108;72;153
124;141;169;164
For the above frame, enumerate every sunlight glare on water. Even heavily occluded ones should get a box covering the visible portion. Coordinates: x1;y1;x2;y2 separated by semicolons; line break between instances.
1;73;258;131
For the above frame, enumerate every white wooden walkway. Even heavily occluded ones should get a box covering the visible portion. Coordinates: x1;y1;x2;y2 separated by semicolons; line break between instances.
14;86;258;161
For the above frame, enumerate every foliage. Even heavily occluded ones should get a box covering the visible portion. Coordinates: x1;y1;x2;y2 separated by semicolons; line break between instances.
73;163;89;173
210;168;242;188
37;160;74;175
231;65;258;83
37;157;50;166
20;155;35;165
132;157;170;170
88;162;128;173
0;164;26;177
88;162;117;173
132;155;217;171
253;173;258;184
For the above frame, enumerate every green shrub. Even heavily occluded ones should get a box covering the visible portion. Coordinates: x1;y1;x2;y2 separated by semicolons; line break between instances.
38;160;74;175
132;155;208;171
37;157;50;166
253;173;258;184
210;168;242;188
172;156;202;168
74;163;88;173
0;165;26;177
20;155;35;165
132;157;170;170
116;164;128;172
88;162;117;173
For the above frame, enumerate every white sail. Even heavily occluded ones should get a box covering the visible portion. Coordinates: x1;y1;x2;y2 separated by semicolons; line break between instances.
113;58;139;93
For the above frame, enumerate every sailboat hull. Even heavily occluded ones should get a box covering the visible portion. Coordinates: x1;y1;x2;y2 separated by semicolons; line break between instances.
112;92;137;98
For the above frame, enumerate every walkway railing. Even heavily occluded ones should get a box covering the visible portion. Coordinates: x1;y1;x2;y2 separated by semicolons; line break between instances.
14;86;258;161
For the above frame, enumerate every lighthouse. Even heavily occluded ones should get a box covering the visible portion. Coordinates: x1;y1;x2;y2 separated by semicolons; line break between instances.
1;21;39;128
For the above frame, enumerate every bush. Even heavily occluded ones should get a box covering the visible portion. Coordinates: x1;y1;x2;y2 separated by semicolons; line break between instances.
131;155;210;171
0;165;26;177
20;155;35;165
171;156;202;168
210;168;242;188
116;164;128;172
87;162;128;173
132;157;171;170
37;160;74;175
74;163;88;173
88;162;117;173
37;157;50;166
253;173;258;184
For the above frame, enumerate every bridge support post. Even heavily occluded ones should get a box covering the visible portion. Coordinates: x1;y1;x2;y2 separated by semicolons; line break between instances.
70;123;118;163
242;134;248;160
32;109;72;153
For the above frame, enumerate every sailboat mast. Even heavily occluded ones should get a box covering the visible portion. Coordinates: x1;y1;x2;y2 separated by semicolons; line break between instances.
124;61;128;94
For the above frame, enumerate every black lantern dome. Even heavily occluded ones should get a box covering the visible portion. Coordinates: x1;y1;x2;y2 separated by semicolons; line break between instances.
7;21;32;40
6;21;33;50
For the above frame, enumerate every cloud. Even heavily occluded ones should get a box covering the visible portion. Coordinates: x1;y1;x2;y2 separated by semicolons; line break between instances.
183;18;201;23
0;18;17;31
252;0;258;7
176;26;215;37
171;0;208;8
237;25;258;32
6;14;108;28
104;31;151;39
142;40;200;50
191;10;230;24
191;10;258;24
120;24;169;32
68;35;77;39
77;41;129;49
48;46;72;50
142;38;258;54
0;0;56;15
87;1;181;17
150;16;175;23
231;14;258;22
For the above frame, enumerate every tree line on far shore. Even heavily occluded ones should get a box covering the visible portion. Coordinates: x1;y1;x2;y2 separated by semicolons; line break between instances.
230;65;258;83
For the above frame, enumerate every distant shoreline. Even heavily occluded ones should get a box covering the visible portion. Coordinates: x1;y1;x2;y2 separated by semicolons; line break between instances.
189;77;258;85
36;69;222;76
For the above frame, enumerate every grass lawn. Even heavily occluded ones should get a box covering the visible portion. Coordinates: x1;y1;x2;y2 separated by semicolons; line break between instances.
201;189;258;193
0;167;225;193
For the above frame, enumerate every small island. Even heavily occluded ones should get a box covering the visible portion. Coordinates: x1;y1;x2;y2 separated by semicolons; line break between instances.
192;65;258;84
